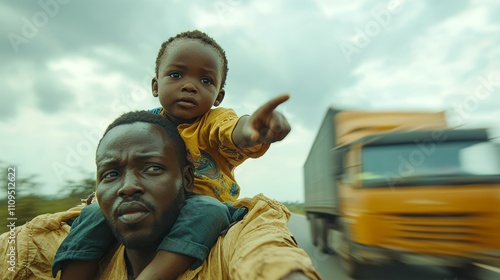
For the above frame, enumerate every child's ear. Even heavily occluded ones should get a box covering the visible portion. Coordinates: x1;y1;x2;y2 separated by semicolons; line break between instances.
151;77;159;97
213;89;225;107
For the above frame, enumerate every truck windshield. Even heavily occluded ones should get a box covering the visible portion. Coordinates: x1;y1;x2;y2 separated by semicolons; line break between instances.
360;140;500;188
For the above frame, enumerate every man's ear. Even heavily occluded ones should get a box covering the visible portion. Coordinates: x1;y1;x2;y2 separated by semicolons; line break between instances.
182;163;194;193
152;77;159;97
213;89;225;107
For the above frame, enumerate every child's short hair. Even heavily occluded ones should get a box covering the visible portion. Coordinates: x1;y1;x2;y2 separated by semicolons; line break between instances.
155;30;229;88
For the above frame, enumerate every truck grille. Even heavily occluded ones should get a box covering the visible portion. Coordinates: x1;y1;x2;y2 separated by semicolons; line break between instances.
382;213;491;254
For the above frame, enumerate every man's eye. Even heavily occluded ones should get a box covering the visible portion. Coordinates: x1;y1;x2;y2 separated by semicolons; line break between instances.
169;72;182;78
101;171;119;180
145;165;162;172
200;78;213;85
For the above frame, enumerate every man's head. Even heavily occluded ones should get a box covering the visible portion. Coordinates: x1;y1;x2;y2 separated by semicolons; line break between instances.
151;30;228;124
95;111;194;249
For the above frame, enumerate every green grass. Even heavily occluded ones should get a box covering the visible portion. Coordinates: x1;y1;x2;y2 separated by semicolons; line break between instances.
0;195;85;233
281;201;306;215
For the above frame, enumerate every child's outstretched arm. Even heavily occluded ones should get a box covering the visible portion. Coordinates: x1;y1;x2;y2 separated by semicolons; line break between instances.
232;94;291;148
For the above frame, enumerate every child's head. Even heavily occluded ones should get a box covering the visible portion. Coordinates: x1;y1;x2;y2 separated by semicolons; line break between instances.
152;30;229;124
155;30;228;88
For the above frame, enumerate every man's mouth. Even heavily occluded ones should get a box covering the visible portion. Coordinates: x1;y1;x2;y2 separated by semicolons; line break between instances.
116;201;150;224
118;212;150;224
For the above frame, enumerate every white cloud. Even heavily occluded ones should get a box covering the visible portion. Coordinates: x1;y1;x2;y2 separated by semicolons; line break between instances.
314;0;365;19
91;46;136;65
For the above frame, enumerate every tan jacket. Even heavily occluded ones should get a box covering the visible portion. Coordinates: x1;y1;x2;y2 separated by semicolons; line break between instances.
1;195;321;280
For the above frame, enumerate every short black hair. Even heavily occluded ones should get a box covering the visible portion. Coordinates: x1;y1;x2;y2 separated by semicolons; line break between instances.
97;111;187;165
154;30;229;88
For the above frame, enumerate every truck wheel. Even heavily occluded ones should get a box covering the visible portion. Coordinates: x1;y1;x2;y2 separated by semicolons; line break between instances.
316;218;329;253
339;226;364;279
308;214;318;246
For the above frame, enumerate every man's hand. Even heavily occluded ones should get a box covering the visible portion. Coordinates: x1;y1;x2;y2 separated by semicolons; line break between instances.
233;94;291;148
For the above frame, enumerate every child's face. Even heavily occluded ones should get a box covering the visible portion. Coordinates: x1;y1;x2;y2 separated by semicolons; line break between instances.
152;39;225;124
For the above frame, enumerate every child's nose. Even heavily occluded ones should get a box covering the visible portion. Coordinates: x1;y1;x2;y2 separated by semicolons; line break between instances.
181;82;197;93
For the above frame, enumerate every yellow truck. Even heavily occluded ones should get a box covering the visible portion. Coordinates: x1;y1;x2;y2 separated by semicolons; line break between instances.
304;108;500;279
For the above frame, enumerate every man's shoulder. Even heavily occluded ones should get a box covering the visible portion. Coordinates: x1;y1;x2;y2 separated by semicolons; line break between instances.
233;194;291;220
180;194;320;279
0;206;83;278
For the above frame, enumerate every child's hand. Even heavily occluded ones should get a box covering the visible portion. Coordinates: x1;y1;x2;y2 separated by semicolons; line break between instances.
232;94;291;148
245;94;291;144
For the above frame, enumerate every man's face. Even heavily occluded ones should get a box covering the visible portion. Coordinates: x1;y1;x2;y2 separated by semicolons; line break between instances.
95;122;193;249
152;39;225;124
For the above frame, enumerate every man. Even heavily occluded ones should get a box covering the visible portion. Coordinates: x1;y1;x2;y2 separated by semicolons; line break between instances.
0;111;320;280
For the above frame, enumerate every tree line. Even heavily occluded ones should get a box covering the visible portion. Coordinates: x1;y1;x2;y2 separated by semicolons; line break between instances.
0;164;96;233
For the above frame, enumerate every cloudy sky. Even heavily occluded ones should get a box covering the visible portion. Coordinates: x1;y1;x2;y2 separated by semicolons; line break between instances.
1;0;499;202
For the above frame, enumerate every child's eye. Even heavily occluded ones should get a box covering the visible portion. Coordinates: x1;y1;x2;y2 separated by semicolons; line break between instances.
169;72;182;79
200;78;213;85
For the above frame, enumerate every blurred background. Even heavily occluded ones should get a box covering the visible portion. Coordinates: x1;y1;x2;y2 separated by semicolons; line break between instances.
1;0;499;248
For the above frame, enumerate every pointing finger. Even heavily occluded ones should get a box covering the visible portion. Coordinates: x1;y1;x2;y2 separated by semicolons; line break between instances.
258;94;290;114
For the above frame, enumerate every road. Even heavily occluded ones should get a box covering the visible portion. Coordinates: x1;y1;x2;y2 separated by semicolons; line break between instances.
287;213;500;280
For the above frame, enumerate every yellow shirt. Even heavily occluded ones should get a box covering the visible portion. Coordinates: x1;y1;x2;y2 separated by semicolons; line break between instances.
165;107;270;202
0;195;321;280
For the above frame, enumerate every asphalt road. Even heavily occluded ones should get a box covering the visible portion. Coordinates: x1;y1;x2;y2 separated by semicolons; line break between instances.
287;213;500;280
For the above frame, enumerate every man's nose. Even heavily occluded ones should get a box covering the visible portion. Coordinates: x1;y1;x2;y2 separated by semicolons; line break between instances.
117;171;144;197
181;80;197;93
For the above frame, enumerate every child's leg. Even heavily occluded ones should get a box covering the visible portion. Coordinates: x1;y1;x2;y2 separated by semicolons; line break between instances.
136;194;231;279
52;203;116;278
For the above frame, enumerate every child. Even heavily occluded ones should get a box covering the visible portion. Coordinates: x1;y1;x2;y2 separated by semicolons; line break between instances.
52;30;291;279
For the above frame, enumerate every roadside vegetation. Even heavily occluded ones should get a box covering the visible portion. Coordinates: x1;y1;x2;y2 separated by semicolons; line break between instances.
281;201;306;215
1;165;96;233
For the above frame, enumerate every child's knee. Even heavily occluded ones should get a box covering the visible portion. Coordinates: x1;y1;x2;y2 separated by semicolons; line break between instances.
189;195;231;226
206;199;230;218
206;200;230;222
